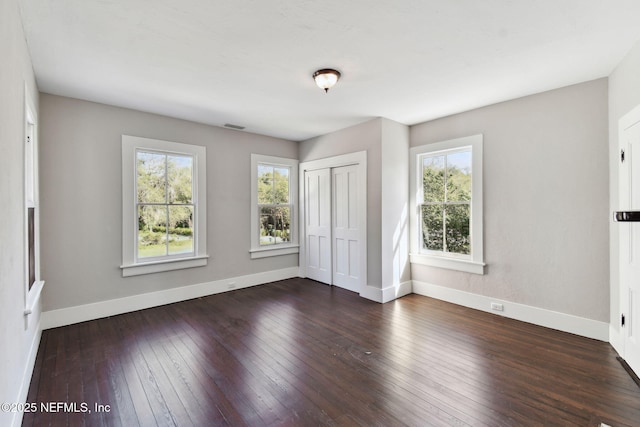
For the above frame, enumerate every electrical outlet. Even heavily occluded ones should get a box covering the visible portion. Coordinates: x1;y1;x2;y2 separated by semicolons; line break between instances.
490;302;504;312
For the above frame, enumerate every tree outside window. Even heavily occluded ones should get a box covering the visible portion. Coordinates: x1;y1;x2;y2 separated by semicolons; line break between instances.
136;151;194;259
257;164;291;245
420;149;472;256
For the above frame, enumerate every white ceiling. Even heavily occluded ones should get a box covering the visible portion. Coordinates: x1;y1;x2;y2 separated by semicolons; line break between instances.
19;0;640;141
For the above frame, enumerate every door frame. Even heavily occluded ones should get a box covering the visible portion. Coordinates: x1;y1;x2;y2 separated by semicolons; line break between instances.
299;151;367;293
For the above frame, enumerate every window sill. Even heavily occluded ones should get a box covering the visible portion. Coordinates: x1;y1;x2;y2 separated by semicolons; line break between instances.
250;245;299;259
410;253;485;275
121;255;209;277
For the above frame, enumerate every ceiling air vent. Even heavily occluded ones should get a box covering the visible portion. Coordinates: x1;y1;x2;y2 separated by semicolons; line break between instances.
224;123;245;130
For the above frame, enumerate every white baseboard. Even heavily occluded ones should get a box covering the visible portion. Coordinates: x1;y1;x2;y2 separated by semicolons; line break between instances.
42;267;299;329
412;280;609;341
360;281;413;303
11;320;42;427
359;284;382;302
609;323;624;357
381;281;413;303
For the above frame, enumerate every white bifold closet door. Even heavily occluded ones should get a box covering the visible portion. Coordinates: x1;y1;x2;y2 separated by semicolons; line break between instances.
331;165;360;292
304;165;361;292
305;168;332;284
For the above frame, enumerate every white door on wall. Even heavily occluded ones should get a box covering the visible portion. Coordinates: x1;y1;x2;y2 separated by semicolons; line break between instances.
332;165;360;292
305;169;332;284
617;105;640;377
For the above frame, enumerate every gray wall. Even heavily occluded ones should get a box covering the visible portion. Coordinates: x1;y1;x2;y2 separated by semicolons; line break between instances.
298;118;383;288
609;39;640;346
0;0;42;424
39;94;298;311
410;79;609;322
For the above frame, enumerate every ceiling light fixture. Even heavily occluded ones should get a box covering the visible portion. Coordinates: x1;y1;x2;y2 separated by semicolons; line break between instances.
313;69;341;93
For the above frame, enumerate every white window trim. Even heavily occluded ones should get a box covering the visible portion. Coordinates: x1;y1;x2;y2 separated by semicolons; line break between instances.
250;154;299;259
24;84;44;317
409;134;485;275
121;135;208;277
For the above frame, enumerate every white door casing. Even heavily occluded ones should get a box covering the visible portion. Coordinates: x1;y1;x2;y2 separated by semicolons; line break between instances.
304;169;332;284
618;104;640;377
332;165;360;292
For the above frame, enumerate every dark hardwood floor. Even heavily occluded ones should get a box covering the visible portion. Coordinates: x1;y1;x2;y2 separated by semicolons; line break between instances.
23;278;640;426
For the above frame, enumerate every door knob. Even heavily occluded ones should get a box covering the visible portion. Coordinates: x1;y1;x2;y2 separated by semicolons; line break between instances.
614;211;640;222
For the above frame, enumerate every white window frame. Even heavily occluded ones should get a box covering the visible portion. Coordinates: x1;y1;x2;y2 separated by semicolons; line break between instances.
250;154;299;259
24;85;44;317
409;134;485;274
121;135;208;276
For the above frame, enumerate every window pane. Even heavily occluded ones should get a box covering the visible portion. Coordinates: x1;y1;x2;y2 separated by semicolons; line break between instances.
446;151;472;202
167;155;193;204
138;205;168;258
259;206;291;245
168;205;194;255
258;165;274;204
445;204;470;255
28;207;35;289
421;204;443;251
423;155;445;202
273;167;290;204
137;152;166;203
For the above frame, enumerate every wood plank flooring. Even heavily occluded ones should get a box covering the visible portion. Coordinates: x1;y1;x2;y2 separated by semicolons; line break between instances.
23;278;640;426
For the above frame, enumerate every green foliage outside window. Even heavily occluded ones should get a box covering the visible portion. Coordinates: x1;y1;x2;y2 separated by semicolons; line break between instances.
421;150;471;255
136;151;194;258
258;165;291;245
